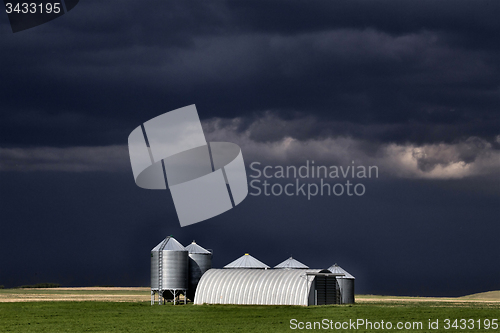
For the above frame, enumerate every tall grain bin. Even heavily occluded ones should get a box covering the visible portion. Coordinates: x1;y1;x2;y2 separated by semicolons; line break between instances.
185;240;212;301
328;264;355;304
151;236;188;305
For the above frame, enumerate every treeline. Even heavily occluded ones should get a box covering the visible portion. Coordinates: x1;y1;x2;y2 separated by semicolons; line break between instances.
19;283;61;288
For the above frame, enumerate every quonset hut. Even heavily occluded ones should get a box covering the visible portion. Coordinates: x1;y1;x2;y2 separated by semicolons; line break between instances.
328;264;355;304
194;254;343;306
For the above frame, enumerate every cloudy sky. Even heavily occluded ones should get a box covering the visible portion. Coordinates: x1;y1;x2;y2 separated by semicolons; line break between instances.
1;0;499;296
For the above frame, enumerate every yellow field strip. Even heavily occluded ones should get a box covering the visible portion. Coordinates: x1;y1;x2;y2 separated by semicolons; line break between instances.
1;288;498;303
0;294;150;302
356;291;500;304
356;297;500;303
0;287;151;302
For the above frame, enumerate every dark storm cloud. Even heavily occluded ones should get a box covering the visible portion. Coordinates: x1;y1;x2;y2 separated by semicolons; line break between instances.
0;145;127;172
1;0;498;147
227;0;500;39
203;116;500;178
3;116;498;179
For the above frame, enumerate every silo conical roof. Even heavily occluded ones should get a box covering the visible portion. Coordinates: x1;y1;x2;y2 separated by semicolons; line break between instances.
328;264;355;279
151;236;186;252
185;241;211;254
274;257;309;269
224;253;270;269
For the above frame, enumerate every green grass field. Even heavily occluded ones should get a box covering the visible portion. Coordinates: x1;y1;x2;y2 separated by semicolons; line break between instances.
1;298;499;332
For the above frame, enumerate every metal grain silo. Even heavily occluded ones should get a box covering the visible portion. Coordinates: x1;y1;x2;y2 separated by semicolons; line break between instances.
274;257;309;269
185;241;212;301
328;264;355;304
223;253;270;269
150;236;188;305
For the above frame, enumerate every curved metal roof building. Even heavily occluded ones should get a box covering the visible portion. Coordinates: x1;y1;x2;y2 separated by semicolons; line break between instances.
194;269;339;306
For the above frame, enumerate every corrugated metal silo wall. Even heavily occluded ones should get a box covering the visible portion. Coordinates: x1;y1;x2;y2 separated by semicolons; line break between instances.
151;251;159;289
187;253;212;300
338;278;355;304
162;250;189;290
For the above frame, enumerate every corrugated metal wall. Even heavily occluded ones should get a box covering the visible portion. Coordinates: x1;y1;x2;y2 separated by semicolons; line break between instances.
151;251;159;290
187;252;212;300
194;269;313;306
338;278;355;304
161;250;189;290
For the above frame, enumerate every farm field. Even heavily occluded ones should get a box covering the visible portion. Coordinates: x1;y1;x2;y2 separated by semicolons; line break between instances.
0;289;499;332
356;291;500;303
0;287;151;302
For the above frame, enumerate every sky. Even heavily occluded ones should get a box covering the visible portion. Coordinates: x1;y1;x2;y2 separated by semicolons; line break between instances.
0;0;499;296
